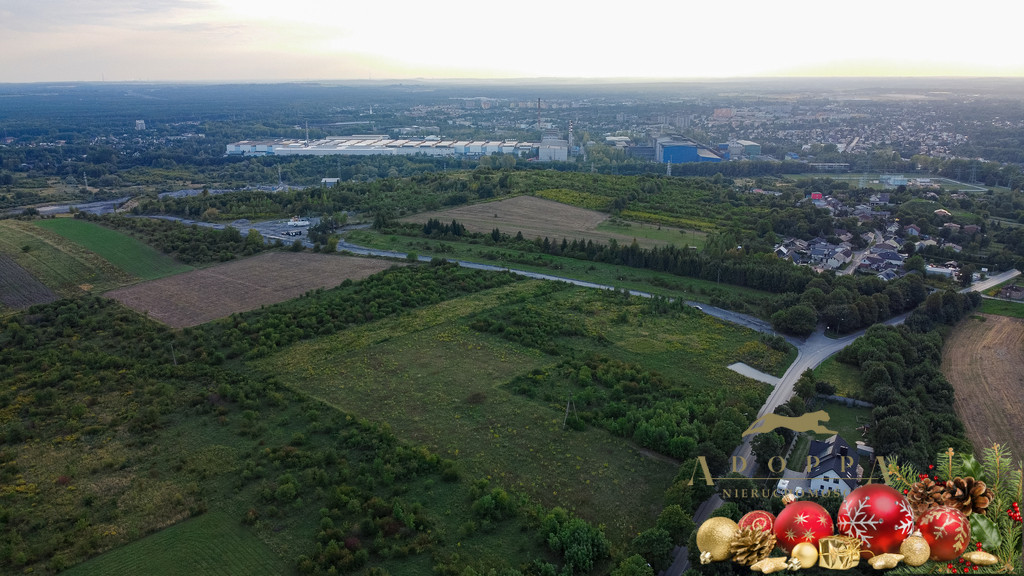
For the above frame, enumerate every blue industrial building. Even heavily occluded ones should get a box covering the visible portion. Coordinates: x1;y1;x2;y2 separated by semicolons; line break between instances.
655;137;722;163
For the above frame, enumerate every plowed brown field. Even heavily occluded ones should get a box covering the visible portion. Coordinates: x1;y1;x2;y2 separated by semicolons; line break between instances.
401;195;671;249
942;314;1024;459
0;254;57;310
105;252;396;328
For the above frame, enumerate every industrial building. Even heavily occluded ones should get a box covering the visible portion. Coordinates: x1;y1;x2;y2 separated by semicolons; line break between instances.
718;140;761;159
226;136;543;159
654;137;722;164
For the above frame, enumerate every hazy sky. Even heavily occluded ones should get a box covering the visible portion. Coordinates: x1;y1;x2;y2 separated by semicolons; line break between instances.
2;0;1022;82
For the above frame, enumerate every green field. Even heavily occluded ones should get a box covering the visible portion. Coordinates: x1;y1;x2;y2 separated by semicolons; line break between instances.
35;218;193;280
62;511;289;576
813;356;863;398
596;219;707;249
255;280;776;542
254;282;676;541
0;219;135;296
343;229;775;315
979;297;1024;318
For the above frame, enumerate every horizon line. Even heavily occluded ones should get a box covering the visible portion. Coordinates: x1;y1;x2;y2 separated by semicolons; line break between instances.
5;75;1024;87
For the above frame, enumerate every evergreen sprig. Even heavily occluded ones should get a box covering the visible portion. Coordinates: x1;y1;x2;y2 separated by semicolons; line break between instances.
885;445;1023;574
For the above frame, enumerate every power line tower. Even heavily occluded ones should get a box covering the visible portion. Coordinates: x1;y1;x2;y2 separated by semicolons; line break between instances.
562;393;579;429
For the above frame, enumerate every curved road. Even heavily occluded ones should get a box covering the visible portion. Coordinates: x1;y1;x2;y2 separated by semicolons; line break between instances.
140;215;1014;575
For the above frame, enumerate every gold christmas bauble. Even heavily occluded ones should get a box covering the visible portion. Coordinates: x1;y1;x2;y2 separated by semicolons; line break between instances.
696;517;739;563
791;541;818;569
899;535;930;567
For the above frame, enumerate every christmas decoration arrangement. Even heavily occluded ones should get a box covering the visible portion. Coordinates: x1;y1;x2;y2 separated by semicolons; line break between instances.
837;483;916;557
693;444;1022;574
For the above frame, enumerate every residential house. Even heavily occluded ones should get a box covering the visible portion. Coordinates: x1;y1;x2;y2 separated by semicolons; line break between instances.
807;435;860;497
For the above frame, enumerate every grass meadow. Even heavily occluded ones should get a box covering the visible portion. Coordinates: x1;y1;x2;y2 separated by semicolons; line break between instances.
813;356;864;399
256;280;780;542
35;218;193;280
0;219;135;296
595;219;707;249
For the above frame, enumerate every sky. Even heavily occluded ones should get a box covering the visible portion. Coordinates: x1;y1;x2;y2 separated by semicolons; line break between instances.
2;0;1022;83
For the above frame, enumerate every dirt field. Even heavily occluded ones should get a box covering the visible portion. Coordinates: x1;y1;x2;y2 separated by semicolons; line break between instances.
105;252;397;328
0;254;58;310
942;314;1024;460
400;196;678;249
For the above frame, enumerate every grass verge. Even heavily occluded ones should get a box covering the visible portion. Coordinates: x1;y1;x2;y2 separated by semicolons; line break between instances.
979;298;1024;318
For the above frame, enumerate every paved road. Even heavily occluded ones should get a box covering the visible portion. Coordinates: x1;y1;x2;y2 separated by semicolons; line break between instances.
960;268;1020;294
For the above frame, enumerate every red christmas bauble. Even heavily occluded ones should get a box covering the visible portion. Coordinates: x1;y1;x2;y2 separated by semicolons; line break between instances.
917;506;970;561
739;510;776;533
837;484;916;558
773;500;833;553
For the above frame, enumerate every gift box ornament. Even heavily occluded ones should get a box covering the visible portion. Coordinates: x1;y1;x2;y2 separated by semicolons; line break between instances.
817;535;861;570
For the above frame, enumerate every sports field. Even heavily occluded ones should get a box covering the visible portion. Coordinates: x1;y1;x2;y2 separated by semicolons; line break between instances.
106;252;398;328
35;218;193;280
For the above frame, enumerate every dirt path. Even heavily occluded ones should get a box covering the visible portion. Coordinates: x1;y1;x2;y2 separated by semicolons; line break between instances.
941;314;1024;460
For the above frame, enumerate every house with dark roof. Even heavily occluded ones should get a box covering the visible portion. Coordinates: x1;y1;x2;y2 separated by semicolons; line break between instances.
807;435;859;496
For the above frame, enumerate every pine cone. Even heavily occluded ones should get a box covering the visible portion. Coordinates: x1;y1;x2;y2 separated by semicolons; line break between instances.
907;477;945;517
942;476;993;516
730;527;777;566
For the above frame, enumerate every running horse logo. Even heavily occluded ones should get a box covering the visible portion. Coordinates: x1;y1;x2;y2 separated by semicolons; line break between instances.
741;410;837;437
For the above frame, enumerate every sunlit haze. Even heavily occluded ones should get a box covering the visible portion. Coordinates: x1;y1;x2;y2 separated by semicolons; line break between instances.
2;0;1022;82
